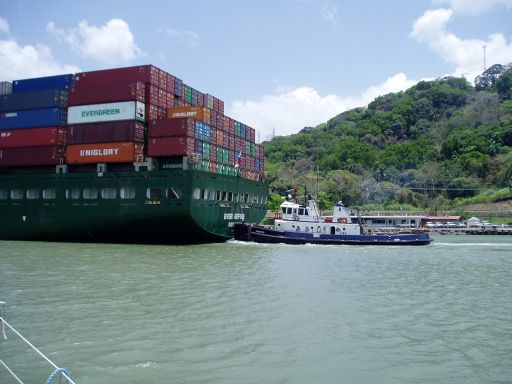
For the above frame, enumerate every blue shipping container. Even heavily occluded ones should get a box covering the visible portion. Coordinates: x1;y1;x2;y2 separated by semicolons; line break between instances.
194;139;203;155
0;108;67;130
174;78;183;97
12;74;75;93
0;89;68;112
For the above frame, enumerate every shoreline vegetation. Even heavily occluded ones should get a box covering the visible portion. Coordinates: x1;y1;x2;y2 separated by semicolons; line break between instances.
262;65;512;222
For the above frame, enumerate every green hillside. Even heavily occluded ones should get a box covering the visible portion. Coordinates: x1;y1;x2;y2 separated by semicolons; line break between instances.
263;64;512;213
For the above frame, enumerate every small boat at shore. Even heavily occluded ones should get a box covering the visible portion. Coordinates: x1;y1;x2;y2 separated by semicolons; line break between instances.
234;195;432;246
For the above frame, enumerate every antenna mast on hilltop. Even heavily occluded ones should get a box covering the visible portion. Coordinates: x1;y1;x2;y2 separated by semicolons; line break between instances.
483;45;487;71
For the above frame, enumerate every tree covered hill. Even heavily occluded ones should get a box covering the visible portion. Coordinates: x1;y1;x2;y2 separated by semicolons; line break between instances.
263;64;512;210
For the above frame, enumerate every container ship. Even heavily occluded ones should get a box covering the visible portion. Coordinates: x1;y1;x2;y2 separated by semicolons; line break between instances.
0;65;268;244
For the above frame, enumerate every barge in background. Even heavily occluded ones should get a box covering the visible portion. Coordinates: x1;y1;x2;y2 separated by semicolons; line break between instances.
234;195;432;246
0;65;268;244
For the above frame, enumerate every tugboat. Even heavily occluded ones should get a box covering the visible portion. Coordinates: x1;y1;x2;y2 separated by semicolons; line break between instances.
234;194;432;246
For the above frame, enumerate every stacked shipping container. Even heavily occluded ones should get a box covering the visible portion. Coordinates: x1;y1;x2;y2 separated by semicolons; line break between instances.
0;74;71;166
0;64;264;179
148;105;264;179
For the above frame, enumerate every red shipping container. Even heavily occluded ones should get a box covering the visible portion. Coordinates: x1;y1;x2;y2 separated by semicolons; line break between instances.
66;142;144;164
67;121;145;144
68;81;145;106
210;144;217;162
210;128;217;145
248;127;256;142
148;118;195;138
146;104;166;121
0;145;65;166
227;134;235;150
147;137;195;157
146;84;174;109
175;98;186;108
217;130;225;147
75;65;161;86
0;127;66;148
235;137;245;154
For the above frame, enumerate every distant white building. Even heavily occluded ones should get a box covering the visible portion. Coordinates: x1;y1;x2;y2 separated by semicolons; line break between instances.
467;217;480;227
353;214;425;228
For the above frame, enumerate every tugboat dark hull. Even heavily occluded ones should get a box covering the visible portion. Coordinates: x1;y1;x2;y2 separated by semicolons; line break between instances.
234;223;432;246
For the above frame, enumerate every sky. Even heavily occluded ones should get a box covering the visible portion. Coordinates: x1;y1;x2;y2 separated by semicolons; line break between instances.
1;0;512;141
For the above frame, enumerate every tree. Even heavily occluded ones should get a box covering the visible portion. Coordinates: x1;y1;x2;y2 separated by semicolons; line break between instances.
446;177;479;199
268;192;284;213
322;170;363;205
458;151;490;179
496;69;512;100
475;64;506;90
418;162;444;195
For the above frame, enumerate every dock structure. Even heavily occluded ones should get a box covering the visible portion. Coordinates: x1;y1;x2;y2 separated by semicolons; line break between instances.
427;227;512;235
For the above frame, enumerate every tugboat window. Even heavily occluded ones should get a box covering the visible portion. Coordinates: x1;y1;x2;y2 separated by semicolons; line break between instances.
192;188;200;200
0;190;7;199
287;208;292;215
222;191;228;201
228;192;233;201
26;189;39;199
299;208;305;215
42;189;56;199
216;190;221;200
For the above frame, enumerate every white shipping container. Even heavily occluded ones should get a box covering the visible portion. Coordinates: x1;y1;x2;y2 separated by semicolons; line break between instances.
0;81;13;96
67;101;145;124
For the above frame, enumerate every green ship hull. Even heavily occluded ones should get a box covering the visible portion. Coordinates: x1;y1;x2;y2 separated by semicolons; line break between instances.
0;165;268;244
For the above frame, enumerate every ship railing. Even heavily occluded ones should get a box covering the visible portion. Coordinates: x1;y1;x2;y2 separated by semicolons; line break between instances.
0;301;76;384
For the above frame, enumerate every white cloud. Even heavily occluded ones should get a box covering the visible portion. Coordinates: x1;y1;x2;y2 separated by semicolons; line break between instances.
0;39;80;81
411;8;512;81
321;3;339;26
228;73;417;141
433;0;512;15
0;17;9;34
47;19;145;65
159;27;200;45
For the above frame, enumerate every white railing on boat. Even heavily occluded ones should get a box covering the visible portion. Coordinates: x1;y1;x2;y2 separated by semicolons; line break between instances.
0;301;76;384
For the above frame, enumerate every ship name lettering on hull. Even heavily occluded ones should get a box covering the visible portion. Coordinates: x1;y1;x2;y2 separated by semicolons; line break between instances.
224;213;245;221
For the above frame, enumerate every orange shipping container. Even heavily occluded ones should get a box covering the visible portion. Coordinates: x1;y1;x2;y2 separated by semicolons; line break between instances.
167;106;211;124
66;142;144;164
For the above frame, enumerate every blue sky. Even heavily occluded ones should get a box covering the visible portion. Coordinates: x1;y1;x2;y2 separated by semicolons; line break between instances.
1;0;512;141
